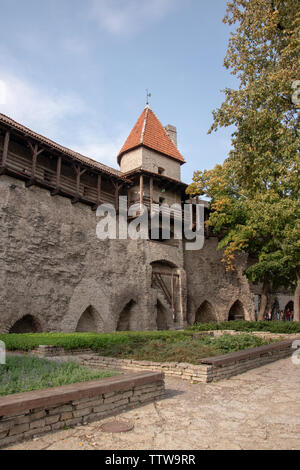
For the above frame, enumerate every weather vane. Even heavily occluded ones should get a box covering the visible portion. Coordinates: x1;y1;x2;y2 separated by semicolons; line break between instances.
146;89;151;106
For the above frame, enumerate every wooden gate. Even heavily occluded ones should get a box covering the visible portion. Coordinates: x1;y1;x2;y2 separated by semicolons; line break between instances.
151;271;179;318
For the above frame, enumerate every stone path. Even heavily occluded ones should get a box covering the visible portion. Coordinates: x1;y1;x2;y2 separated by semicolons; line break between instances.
5;357;300;450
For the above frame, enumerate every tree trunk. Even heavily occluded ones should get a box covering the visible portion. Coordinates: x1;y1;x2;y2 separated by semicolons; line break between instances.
258;279;269;321
294;275;300;322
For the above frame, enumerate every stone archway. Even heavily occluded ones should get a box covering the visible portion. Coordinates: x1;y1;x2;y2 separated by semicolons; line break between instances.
9;315;42;333
228;300;245;321
76;305;103;332
116;300;136;331
195;301;216;323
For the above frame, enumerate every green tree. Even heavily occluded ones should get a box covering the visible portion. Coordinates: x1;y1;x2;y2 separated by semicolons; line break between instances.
188;0;300;320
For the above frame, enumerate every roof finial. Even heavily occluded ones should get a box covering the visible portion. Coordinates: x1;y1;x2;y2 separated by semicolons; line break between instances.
145;89;151;107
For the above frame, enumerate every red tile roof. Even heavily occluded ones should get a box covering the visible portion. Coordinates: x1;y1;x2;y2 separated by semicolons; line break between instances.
117;107;185;165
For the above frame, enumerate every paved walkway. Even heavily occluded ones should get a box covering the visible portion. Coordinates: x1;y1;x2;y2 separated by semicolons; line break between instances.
6;357;300;450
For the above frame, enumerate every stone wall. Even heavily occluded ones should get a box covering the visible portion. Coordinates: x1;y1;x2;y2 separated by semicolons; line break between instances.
120;147;181;180
30;338;299;385
71;340;297;383
184;237;256;324
0;175;186;333
0;371;165;449
0;173;258;333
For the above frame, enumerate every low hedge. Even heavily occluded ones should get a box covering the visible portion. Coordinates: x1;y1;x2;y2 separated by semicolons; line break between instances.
0;321;298;353
0;330;194;352
187;320;300;334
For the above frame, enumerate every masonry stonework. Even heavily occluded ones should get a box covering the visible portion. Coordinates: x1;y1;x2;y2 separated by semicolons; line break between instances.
0;372;165;449
0;173;257;333
0;107;293;333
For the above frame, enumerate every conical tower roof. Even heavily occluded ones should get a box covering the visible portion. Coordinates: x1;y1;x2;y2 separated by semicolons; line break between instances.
117;106;185;165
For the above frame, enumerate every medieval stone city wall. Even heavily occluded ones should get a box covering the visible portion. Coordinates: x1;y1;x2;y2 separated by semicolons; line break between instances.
0;174;186;333
0;173;279;333
184;238;256;323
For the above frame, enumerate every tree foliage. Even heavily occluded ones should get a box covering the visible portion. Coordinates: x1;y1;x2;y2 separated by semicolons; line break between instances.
187;0;300;319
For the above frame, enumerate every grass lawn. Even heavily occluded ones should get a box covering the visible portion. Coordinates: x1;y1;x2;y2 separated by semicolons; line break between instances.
0;355;119;396
1;320;298;354
94;333;272;364
0;319;296;368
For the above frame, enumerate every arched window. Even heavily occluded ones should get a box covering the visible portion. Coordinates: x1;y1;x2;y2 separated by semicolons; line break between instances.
10;315;42;334
195;301;216;323
76;306;103;332
228;300;245;321
116;300;136;331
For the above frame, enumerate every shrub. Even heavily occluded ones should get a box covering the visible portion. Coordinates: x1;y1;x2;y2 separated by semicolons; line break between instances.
0;330;194;352
187;320;300;334
0;355;118;396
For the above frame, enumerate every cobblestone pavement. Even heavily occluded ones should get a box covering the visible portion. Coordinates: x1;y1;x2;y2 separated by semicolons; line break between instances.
6;357;300;450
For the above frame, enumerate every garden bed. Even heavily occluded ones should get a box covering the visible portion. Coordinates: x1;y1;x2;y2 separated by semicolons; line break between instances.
0;327;283;365
1;321;299;356
31;338;299;385
72;333;274;364
0;355;119;396
0;371;165;449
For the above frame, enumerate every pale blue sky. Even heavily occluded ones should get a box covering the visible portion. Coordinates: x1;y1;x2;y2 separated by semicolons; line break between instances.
0;0;237;183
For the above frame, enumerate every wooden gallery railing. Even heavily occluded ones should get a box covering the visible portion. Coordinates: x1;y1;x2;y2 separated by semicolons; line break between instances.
0;139;123;210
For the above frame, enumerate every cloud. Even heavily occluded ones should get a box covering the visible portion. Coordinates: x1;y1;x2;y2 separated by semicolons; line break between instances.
89;0;177;35
0;70;126;168
71;130;126;168
0;71;85;136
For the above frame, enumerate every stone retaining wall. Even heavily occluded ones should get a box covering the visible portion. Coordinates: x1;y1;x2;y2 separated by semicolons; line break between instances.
35;338;299;384
31;345;92;357
206;330;299;341
0;371;164;449
72;341;294;383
